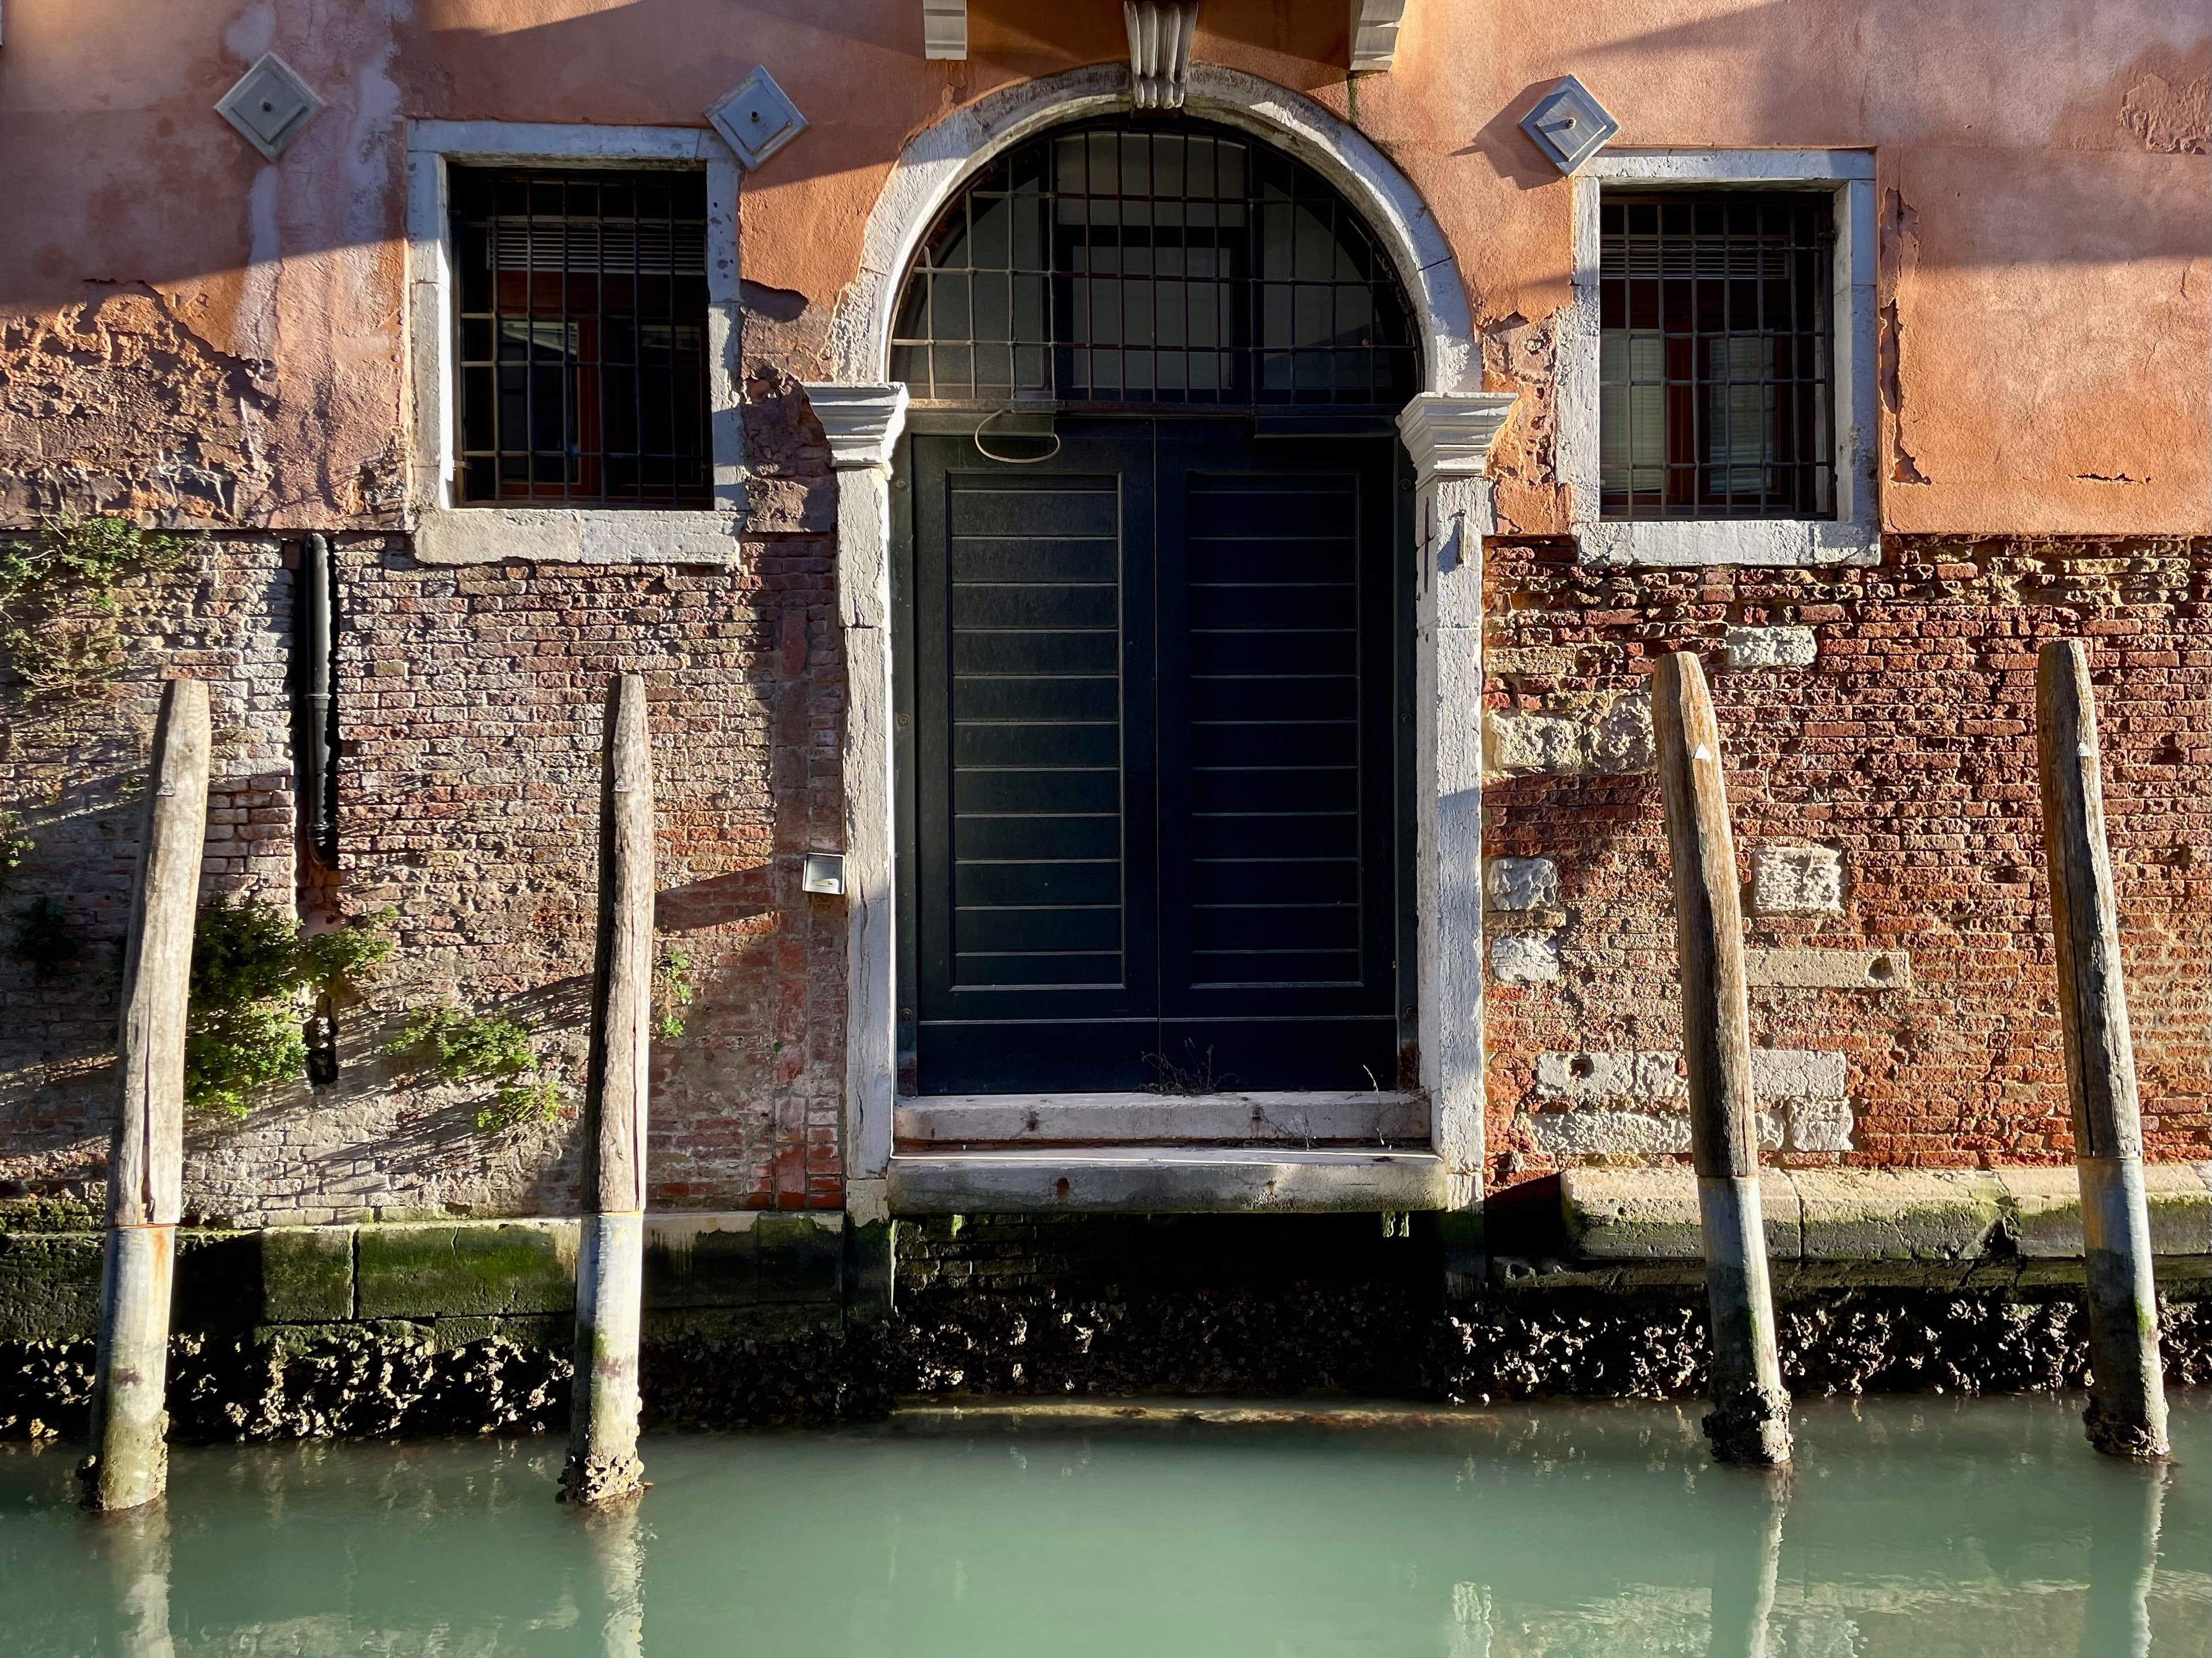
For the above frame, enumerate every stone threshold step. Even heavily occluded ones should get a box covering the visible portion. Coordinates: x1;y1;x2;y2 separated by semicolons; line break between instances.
886;1145;1450;1215
1558;1165;2212;1263
896;1090;1426;1146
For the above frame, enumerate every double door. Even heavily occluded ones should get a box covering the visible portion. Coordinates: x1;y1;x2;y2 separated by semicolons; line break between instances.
902;417;1405;1095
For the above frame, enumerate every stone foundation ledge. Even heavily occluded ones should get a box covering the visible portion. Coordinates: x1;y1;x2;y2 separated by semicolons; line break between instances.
0;1211;848;1345
1558;1166;2212;1266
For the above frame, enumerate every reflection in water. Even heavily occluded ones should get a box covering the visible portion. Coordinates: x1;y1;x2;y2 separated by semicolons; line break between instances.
87;1502;175;1658
580;1501;647;1658
1448;1580;1493;1658
2080;1463;2169;1658
0;1393;2205;1658
1706;1470;1786;1658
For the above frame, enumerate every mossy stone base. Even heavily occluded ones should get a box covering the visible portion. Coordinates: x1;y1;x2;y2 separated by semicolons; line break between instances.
260;1226;355;1322
0;1232;101;1342
355;1223;578;1319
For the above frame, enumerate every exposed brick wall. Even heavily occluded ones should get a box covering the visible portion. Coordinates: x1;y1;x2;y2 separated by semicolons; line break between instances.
1;527;850;1223
0;540;297;1193
309;530;850;1221
1480;536;2212;1186
1;343;852;1224
6;517;2206;1223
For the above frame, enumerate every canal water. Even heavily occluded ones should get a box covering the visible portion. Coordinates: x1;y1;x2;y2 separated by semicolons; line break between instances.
3;1392;2205;1656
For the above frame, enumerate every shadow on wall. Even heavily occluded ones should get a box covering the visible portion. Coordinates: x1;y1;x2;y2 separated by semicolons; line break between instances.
3;0;2200;321
0;676;291;1181
178;972;597;1226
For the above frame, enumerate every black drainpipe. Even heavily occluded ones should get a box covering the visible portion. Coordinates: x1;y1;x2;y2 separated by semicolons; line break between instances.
296;532;340;1084
298;532;338;864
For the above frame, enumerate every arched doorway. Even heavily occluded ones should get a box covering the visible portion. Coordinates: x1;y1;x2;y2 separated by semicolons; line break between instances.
891;116;1420;1095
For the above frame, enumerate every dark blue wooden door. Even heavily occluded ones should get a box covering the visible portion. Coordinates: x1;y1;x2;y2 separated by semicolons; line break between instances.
910;418;1399;1094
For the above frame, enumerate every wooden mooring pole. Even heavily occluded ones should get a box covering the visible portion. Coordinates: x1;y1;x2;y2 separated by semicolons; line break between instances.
2036;640;2169;1460
80;679;210;1512
561;675;655;1505
1652;652;1791;1467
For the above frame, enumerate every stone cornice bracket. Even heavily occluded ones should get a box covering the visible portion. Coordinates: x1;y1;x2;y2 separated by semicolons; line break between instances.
803;382;911;470
1350;0;1406;71
1126;2;1197;111
1396;392;1518;485
923;0;967;59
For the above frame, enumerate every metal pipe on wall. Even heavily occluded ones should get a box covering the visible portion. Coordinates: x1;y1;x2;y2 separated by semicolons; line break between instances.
298;532;337;866
296;533;342;1086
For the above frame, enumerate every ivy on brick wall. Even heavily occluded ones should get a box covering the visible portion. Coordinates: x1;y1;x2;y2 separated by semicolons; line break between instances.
0;811;31;887
386;1006;565;1135
0;514;197;701
654;948;695;1041
185;898;395;1117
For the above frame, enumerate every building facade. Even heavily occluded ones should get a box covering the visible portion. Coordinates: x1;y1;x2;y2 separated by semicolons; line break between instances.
0;1;2206;1283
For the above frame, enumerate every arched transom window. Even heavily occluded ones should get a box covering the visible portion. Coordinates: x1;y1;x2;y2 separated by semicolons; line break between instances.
891;117;1419;409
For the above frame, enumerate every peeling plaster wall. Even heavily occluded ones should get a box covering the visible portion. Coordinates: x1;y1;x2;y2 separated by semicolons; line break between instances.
0;0;2203;533
0;0;414;529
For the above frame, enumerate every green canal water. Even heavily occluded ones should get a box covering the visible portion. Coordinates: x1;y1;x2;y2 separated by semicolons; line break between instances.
3;1393;2206;1656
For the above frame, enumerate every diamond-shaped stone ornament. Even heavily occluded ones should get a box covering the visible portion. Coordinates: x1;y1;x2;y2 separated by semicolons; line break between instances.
1519;75;1620;175
214;52;324;162
707;66;808;170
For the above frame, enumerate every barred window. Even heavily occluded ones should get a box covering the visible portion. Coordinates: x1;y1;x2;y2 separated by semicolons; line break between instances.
1600;193;1835;519
450;168;711;506
891;117;1418;409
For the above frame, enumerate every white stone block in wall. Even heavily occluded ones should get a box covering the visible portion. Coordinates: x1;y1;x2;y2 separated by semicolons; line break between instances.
1747;947;1910;991
1588;688;1655;773
1534;1049;1685;1103
1786;1097;1857;1152
1723;625;1817;669
1529;1107;1799;1159
1751;844;1844;914
1489;934;1560;984
1485;710;1584;775
1533;1049;1846;1106
1485;856;1559;912
1529;1045;1855;1160
1531;1108;1695;1158
1753;1047;1848;1101
1485;689;1653;778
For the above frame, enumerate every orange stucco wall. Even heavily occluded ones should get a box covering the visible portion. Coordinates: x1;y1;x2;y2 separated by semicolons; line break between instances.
0;0;2205;534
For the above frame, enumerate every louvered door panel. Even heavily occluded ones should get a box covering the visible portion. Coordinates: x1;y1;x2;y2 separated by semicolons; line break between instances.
910;420;1399;1097
912;429;1158;1092
1183;475;1363;988
948;481;1124;989
1153;427;1400;1090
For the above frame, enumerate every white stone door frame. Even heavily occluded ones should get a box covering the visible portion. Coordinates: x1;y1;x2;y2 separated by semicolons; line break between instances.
810;65;1513;1223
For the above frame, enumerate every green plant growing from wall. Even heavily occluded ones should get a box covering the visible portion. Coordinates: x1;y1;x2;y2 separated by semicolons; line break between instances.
387;1006;566;1134
8;895;87;983
654;947;695;1041
184;898;394;1117
0;810;32;891
0;513;196;701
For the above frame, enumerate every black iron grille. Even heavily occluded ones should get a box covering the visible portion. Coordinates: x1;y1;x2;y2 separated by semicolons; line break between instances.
892;119;1419;408
1599;192;1835;519
451;168;712;506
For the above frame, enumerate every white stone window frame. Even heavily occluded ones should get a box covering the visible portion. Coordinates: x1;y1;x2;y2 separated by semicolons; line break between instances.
404;121;745;566
1561;150;1877;569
